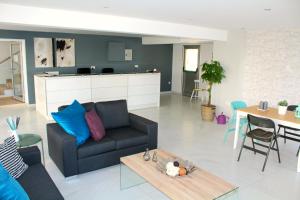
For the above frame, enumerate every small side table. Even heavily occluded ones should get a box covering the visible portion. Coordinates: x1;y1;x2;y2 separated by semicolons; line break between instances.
17;134;45;165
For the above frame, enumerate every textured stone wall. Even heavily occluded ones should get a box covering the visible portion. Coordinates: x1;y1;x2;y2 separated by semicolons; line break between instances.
243;30;300;106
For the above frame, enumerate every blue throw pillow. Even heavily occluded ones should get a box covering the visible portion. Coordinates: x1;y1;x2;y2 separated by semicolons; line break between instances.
0;163;30;200
51;100;90;145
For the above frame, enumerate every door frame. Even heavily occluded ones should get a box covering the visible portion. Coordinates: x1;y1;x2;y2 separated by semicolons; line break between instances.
0;38;28;104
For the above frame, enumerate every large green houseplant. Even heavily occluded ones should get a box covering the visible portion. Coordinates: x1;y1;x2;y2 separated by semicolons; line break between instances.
201;60;225;121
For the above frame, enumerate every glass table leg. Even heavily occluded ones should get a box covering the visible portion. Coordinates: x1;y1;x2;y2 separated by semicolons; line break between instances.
40;140;45;166
215;188;239;200
120;162;146;190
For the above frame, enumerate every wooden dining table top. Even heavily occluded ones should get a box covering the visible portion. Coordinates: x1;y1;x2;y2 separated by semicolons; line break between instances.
238;105;300;125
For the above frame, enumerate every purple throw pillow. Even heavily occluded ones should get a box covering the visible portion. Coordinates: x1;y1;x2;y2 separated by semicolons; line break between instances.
85;109;106;141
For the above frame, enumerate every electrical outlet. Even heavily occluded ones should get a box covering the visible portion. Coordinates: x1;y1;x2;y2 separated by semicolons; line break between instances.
168;81;171;85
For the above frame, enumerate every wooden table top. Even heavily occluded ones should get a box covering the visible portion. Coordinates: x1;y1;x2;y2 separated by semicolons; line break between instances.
121;149;237;200
238;106;300;125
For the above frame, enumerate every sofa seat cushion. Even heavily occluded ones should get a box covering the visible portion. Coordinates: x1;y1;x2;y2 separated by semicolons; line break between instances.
17;164;64;200
77;137;116;159
106;127;148;149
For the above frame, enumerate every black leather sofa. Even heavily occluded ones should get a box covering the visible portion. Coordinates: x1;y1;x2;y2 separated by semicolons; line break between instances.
47;100;158;177
17;146;64;200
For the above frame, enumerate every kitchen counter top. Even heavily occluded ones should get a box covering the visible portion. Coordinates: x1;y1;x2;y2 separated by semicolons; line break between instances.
35;72;160;78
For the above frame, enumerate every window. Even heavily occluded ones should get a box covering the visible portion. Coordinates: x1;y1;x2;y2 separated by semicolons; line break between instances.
183;46;200;72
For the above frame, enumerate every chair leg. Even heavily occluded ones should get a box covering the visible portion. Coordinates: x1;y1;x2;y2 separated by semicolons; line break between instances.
237;136;247;161
251;138;256;155
275;138;281;163
262;142;272;172
190;90;195;101
283;128;286;144
223;130;230;143
297;146;300;157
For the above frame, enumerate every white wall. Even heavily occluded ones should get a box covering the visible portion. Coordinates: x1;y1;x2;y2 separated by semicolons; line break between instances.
243;30;300;106
171;44;183;93
212;30;246;115
210;29;300;116
0;42;11;85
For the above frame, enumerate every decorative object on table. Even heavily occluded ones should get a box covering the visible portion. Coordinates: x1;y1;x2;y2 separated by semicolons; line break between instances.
216;112;229;125
152;151;158;162
156;156;197;177
278;100;288;115
5;116;20;142
143;148;151;161
0;137;28;179
295;105;300;119
201;60;226;121
34;38;54;68
258;101;269;111
55;38;75;67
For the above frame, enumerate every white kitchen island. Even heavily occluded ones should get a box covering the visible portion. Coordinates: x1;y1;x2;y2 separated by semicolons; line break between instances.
34;73;161;119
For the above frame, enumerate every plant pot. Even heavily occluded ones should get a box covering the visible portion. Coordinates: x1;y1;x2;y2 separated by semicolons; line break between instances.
278;106;287;115
201;104;216;121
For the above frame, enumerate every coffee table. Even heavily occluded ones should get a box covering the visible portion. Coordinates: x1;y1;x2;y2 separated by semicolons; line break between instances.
120;149;238;200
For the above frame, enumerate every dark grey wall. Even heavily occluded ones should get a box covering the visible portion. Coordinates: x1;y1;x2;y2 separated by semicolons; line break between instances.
0;29;173;104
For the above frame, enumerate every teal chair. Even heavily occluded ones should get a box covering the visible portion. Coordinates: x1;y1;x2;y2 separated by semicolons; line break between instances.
224;101;248;143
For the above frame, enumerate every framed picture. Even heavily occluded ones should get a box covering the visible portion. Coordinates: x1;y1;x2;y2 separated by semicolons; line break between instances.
55;38;75;67
34;38;53;68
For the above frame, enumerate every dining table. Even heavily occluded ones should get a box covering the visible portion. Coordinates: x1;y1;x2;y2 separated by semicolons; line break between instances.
233;105;300;172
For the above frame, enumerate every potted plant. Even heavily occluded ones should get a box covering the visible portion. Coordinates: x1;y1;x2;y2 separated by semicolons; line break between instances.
278;100;288;115
201;60;225;121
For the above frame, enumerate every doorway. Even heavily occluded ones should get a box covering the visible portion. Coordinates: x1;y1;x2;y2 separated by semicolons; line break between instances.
0;40;26;106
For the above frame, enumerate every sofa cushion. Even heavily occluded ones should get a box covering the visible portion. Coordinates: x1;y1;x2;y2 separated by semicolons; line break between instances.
106;127;148;149
59;102;95;112
85;109;106;141
0;137;28;179
52;100;90;145
17;164;64;200
0;163;29;200
95;100;130;129
77;137;116;159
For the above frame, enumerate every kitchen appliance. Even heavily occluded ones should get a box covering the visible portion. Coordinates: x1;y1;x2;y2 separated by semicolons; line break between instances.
77;68;91;74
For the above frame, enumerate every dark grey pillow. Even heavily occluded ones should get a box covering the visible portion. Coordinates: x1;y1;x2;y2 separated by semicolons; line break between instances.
95;100;130;129
0;137;28;179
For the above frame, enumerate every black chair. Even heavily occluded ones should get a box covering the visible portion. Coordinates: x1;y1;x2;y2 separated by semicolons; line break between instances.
277;105;300;156
237;114;280;172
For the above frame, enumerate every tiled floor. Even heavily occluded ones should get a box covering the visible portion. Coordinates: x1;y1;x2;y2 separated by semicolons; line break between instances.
0;94;300;200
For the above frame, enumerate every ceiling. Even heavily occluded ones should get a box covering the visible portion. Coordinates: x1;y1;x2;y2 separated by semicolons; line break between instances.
0;0;299;30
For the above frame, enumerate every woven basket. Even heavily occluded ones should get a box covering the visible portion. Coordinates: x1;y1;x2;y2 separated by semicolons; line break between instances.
201;104;216;121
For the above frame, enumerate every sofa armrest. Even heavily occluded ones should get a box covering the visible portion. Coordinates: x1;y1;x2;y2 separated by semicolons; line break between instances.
47;123;78;177
129;113;158;149
18;146;41;166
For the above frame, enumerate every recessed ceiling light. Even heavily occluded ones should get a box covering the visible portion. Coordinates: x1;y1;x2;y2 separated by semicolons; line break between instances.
264;8;272;11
